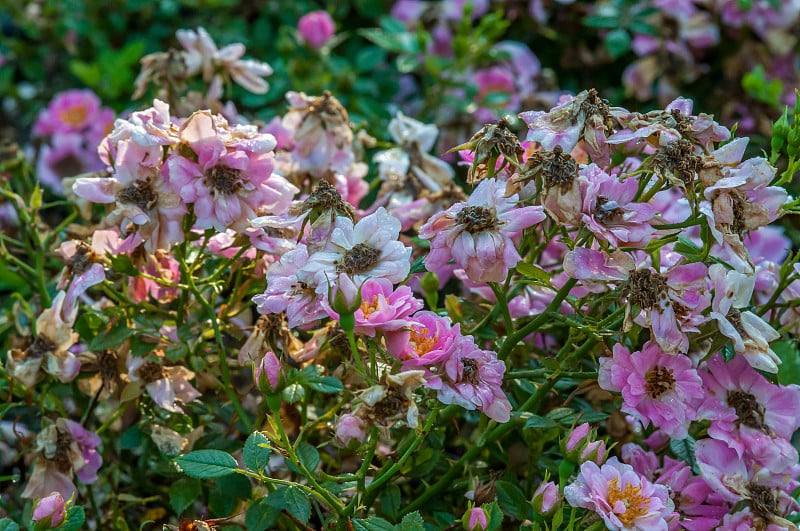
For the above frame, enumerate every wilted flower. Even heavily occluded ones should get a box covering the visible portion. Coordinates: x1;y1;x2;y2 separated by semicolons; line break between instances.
334;413;366;446
127;353;201;413
420;178;545;283
21;418;102;501
348;370;427;430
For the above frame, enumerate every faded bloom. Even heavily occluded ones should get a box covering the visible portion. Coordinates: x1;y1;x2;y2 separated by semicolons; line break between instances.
564;457;674;531
420;178;545;283
334;414;366;446
348;370;427;430
127;353;201;413
297;11;336;49
21;418;102;501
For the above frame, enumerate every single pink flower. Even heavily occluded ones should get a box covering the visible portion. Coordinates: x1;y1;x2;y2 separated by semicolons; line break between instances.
334;414;366;446
391;310;462;366
324;277;422;337
599;342;703;439
420;178;545;283
297;11;336;49
33;89;106;137
426;336;512;423
564;457;674;531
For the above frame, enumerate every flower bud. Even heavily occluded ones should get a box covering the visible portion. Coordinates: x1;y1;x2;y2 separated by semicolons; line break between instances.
255;351;282;392
297;10;336;49
461;505;489;531
787;127;800;159
32;492;66;528
562;422;591;461
334;414;366;447
579;439;608;465
531;481;560;517
328;274;362;333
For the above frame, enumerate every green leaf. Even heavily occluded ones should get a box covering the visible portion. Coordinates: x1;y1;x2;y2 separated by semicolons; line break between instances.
379;484;401;520
110;254;139;276
410;255;428;274
306;376;343;394
399;512;426;530
282;383;305;403
516;262;551;285
30;185;42;210
243;431;271;472
524;415;559;429
484;501;504;531
169;478;201;515
495;480;528;520
246;498;281;531
0;519;19;531
605;29;631;59
670;436;698;473
283;486;311;524
351;517;396;531
774;340;800;386
59;506;86;531
175;450;238;478
89;321;134;351
295;443;320;473
209;473;251;517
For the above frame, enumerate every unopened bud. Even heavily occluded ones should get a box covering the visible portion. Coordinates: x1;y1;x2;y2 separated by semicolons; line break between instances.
461;505;489;531
562;422;591;462
255;351;282;392
32;492;66;529
531;481;560;517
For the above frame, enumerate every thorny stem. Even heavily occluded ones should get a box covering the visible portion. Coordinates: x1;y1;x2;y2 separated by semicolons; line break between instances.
178;246;253;432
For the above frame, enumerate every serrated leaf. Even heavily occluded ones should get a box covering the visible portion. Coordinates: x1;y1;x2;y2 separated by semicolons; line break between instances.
495;480;528;520
670;436;697;472
0;519;19;531
306;376;343;394
170;478;201;515
59;506;86;531
380;484;401;520
516;262;550;285
399;511;426;530
295;443;320;472
282;383;305;403
246;498;281;531
524;415;559;429
351;517;396;531
243;432;271;472
175;450;238;478
89;321;133;351
484;501;504;531
283;486;311;524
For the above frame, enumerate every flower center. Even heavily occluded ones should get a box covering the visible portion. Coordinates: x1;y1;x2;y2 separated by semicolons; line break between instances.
291;180;354;221
98;350;120;390
29;333;57;358
593;196;624;224
67;242;96;276
360;295;381;317
409;327;436;357
747;484;779;519
205;165;243;196
461;359;480;385
626;269;670;310
654;139;701;187
644;366;675;399
57;104;89;127
337;243;381;276
456;205;497;233
53;428;75;473
116;180;158;211
725;308;746;334
727;390;769;434
370;387;408;424
606;477;650;528
542;146;578;191
139;361;166;384
728;191;747;238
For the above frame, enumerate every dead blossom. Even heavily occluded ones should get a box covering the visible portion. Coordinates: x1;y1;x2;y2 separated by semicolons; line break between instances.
593;196;625;225
727;390;769;434
644;366;675;399
138;361;166;384
116;179;159;211
625;269;670;310
205;165;244;197
289;179;354;221
337;243;381;276
66;242;96;276
653;138;702;186
455;205;498;233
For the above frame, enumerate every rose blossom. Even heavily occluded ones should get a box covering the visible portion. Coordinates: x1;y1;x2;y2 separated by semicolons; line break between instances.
297;11;336;49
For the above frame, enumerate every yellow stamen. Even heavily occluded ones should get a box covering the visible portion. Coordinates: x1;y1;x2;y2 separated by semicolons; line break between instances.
57;104;89;127
606;477;649;527
409;327;436;357
360;295;380;317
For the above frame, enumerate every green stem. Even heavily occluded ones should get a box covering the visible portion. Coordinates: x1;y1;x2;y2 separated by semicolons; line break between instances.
490;282;514;338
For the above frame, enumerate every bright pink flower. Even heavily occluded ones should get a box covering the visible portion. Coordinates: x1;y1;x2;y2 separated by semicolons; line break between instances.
166;110;296;232
324;277;422;338
253;245;328;329
300;208;411;292
391;311;462;366
599;342;703;439
580;163;656;248
420;178;545;283
564;457;674;531
698;354;800;474
297;11;336;49
32;491;66;528
22;419;102;501
426;336;511;423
